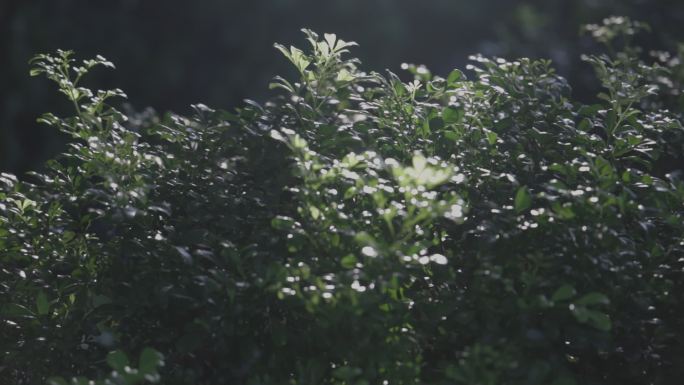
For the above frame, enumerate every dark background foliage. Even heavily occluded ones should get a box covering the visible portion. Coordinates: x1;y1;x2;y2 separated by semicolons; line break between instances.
2;0;684;174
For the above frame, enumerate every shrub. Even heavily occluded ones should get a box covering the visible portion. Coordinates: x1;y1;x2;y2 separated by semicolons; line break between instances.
1;17;683;385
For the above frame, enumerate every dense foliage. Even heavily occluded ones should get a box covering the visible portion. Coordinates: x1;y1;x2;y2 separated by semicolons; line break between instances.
2;17;684;384
4;0;684;173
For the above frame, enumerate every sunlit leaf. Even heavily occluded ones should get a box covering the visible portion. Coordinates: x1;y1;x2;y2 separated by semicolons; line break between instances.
514;186;532;213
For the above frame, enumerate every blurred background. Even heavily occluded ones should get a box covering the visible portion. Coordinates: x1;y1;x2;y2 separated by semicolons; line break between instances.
2;0;684;174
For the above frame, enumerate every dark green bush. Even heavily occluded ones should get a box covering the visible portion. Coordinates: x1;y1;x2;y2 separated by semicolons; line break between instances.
1;17;683;385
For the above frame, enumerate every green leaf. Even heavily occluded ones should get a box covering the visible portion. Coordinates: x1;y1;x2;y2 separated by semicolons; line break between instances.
269;79;295;93
139;348;164;375
443;130;460;142
1;303;35;317
309;205;321;220
576;292;610;306
447;69;464;85
341;254;357;269
333;366;361;380
274;43;292;61
324;33;337;50
570;305;589;323
271;216;296;230
486;131;498;145
552;284;576;302
392;80;406;97
47;378;68;385
586;310;612;331
336;68;355;83
577;118;592;131
62;231;76;243
106;350;129;371
36;291;50;316
274;44;310;73
344;186;358;199
514;186;532;213
412;154;427;171
606;110;617;133
553;203;576;220
442;106;464;124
